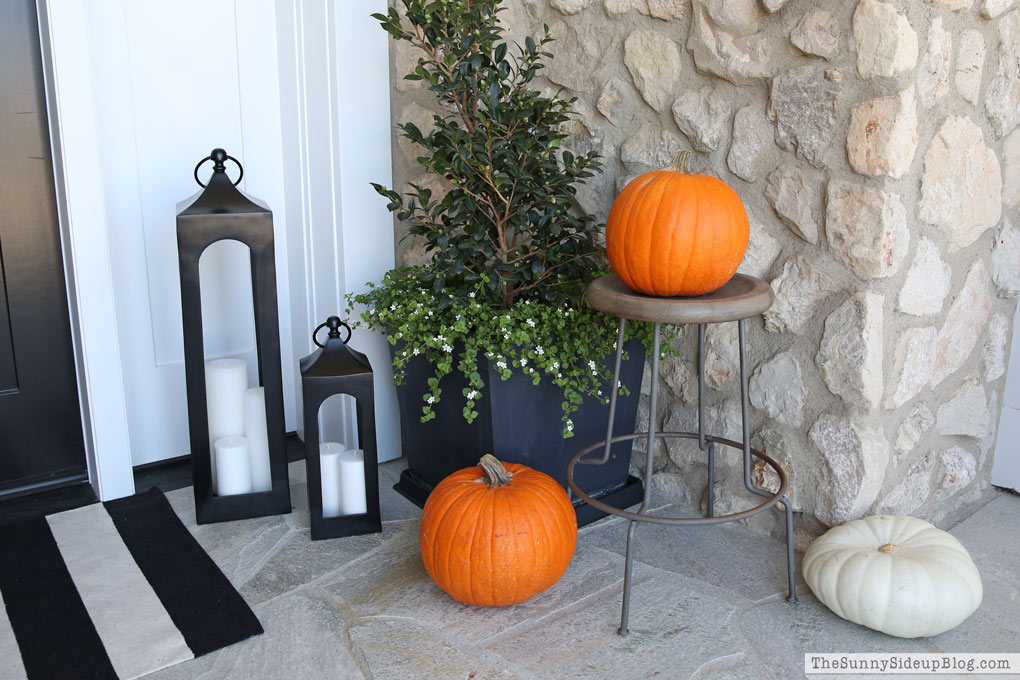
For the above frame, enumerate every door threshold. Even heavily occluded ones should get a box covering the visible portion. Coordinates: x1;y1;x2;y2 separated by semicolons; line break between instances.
0;479;97;527
0;470;89;502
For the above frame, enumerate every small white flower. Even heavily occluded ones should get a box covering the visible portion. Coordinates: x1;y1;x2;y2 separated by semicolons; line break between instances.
597;390;603;397
497;361;507;370
565;419;574;432
426;396;435;404
412;348;421;356
469;292;475;298
535;346;544;355
427;310;434;317
520;358;528;366
442;344;452;352
588;360;597;372
526;318;536;328
389;304;397;311
557;372;562;378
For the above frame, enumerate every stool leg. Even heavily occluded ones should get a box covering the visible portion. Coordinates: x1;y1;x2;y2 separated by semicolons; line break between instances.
641;323;661;509
781;496;798;603
697;324;714;518
706;443;715;518
620;322;660;636
738;319;754;492
595;318;628;465
620;519;639;636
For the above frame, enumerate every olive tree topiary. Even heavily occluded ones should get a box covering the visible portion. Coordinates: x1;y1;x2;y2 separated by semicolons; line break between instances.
372;0;602;308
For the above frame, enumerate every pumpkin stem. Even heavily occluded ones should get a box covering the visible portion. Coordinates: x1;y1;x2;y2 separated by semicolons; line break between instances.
478;454;513;487
877;543;896;554
670;149;691;173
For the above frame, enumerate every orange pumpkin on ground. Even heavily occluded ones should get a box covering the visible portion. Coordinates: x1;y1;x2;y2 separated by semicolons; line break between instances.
606;155;749;297
419;454;577;607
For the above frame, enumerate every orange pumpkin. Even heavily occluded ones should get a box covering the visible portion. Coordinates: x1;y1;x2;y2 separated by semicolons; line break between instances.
606;159;749;297
419;454;577;607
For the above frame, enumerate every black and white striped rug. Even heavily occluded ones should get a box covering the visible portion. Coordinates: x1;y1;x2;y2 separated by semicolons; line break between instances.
0;488;263;679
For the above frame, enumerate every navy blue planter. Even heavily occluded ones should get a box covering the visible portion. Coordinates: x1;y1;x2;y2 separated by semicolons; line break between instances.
390;339;645;526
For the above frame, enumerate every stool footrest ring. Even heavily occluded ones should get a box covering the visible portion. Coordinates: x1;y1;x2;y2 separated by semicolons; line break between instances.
566;431;788;526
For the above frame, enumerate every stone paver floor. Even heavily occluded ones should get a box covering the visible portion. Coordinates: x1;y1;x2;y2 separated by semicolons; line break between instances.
142;460;1020;680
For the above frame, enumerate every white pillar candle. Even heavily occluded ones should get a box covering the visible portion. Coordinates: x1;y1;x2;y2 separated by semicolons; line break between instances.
243;387;272;492
214;436;253;496
339;449;367;515
205;358;249;487
319;442;345;518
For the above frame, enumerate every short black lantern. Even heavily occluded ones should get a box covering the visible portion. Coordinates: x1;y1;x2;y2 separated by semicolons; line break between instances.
177;149;291;524
300;317;382;540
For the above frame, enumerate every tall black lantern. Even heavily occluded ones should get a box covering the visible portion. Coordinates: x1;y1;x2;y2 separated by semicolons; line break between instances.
177;149;291;524
300;317;382;540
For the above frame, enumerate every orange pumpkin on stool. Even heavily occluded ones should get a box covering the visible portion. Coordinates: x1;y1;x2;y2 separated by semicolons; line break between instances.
419;454;577;607
606;151;749;297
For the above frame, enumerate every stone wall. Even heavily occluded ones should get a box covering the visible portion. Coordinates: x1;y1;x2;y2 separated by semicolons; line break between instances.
386;0;1020;540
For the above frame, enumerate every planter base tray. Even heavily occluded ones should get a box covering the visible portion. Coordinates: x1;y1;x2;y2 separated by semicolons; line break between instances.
392;468;644;527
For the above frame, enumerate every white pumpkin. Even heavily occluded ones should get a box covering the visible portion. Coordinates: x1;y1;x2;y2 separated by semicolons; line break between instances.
803;515;982;638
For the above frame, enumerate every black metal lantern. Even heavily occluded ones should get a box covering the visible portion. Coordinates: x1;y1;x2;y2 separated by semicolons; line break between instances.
300;317;382;540
177;149;291;524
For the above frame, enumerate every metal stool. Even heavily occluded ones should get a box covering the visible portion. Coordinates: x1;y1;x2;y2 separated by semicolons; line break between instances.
567;274;798;636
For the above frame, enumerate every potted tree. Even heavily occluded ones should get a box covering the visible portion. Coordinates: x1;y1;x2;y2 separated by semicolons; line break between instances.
358;0;647;524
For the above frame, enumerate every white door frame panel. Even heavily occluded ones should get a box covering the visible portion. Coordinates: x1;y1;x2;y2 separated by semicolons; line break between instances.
276;0;399;460
38;0;398;500
994;307;1020;492
37;0;135;500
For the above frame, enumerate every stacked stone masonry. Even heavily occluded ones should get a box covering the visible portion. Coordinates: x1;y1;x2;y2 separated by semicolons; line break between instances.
388;0;1019;539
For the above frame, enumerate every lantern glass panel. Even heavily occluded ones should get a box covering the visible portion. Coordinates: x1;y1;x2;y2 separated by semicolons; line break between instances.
197;239;257;357
316;392;360;451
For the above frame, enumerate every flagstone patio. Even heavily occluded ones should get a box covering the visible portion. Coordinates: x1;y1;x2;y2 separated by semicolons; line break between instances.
142;460;1020;680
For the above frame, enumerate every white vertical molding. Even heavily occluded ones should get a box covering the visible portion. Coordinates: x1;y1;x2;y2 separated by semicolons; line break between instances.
993;306;1020;490
36;0;135;500
275;0;312;439
234;0;300;431
336;1;398;461
276;0;399;460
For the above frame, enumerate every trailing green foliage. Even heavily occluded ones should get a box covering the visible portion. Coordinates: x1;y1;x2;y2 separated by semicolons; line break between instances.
371;0;601;308
352;268;660;435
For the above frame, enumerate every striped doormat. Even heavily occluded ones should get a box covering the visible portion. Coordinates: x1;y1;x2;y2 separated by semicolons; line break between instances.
0;488;263;679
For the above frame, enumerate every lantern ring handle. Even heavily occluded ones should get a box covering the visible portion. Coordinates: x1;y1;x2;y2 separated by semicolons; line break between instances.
193;154;244;188
313;318;352;348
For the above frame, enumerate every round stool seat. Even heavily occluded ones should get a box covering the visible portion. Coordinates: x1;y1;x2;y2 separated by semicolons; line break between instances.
586;274;774;324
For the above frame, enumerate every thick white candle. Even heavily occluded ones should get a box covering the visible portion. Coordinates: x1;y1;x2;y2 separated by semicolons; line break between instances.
339;449;367;515
320;442;345;518
214;436;253;496
205;358;248;487
243;387;272;492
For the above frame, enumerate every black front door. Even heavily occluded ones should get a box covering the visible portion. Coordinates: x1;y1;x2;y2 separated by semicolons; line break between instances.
0;0;87;495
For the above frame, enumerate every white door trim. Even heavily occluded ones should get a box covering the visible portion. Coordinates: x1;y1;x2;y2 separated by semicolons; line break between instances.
37;0;136;500
275;0;399;460
37;0;399;500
